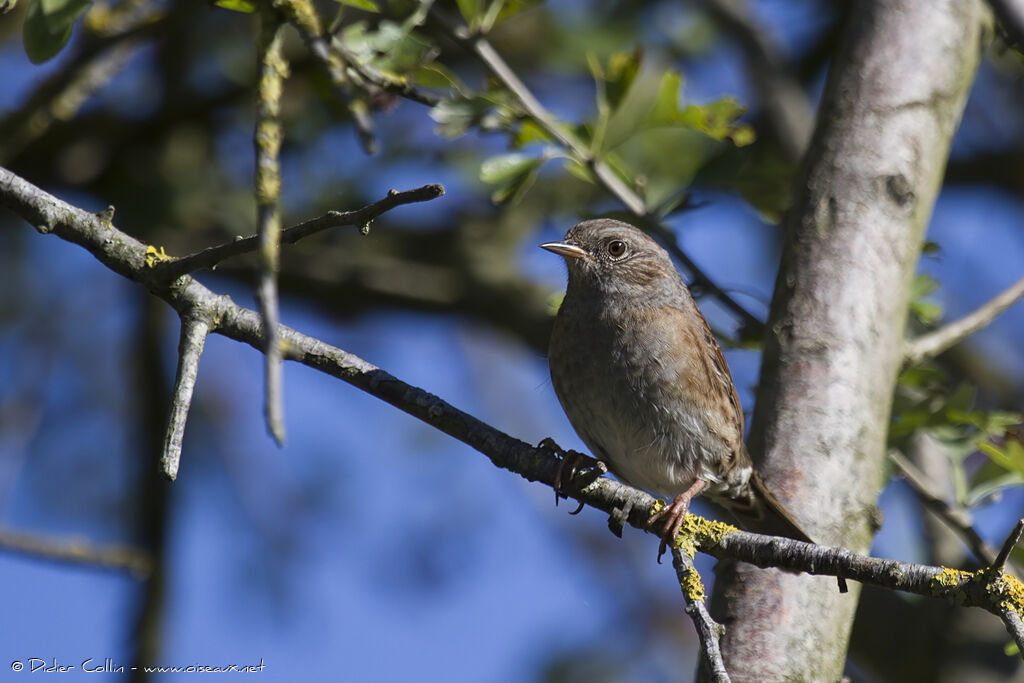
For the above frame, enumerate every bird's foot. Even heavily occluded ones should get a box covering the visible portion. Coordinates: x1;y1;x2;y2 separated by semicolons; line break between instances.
538;438;607;514
646;480;708;563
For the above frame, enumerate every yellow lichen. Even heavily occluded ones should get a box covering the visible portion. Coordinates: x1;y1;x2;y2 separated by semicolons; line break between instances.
144;245;172;268
646;509;739;558
680;565;706;602
987;572;1024;615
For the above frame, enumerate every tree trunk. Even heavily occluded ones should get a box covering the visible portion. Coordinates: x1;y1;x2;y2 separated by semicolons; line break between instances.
708;0;988;680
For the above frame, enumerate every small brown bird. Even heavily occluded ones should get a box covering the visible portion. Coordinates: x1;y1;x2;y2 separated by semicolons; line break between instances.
542;219;812;558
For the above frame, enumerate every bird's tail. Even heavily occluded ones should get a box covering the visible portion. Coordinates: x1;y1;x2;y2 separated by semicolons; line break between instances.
714;471;814;544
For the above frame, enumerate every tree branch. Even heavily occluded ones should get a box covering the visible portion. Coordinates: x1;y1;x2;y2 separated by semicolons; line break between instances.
2;165;1022;661
255;11;289;446
0;526;151;576
889;450;999;567
150;184;445;282
162;314;210;480
671;546;730;682
903;275;1024;367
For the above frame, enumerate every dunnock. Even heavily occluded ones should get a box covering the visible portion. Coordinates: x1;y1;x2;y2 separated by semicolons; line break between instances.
542;219;812;558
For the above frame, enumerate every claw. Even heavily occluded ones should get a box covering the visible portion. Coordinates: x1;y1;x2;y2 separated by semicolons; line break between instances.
647;479;707;563
538;437;606;509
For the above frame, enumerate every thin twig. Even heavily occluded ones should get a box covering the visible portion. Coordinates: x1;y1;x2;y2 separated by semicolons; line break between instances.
255;11;289;446
151;184;445;281
903;275;1024;367
431;9;764;333
671;547;730;682
0;526;151;576
889;450;998;566
3;165;1023;661
162;314;211;480
994;518;1024;572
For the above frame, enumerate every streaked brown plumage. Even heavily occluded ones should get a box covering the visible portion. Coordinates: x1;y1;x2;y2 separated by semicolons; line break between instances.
542;219;811;557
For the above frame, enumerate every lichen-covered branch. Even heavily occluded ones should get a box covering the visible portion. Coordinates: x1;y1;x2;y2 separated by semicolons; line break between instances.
255;11;289;446
671;546;730;683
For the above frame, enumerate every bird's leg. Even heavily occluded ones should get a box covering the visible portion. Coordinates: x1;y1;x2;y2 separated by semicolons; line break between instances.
538;438;607;513
647;479;708;563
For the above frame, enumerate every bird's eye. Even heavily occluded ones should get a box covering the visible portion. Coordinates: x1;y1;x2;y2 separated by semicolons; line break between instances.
607;240;626;257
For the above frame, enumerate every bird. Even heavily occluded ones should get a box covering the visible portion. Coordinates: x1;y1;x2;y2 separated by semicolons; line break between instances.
541;218;812;559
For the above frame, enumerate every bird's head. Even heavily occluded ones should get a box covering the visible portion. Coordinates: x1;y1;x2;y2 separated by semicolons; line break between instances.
540;219;678;299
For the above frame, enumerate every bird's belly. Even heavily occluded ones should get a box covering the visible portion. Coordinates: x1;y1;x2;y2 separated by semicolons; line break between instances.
576;397;721;497
561;374;729;497
550;309;733;498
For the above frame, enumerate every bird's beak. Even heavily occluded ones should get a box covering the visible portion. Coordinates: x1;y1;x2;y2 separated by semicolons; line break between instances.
540;240;588;260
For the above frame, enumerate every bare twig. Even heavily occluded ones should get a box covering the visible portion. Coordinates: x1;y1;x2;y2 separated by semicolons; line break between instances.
0;526;151;576
994;518;1024;573
904;275;1024;367
671;547;730;682
151;184;445;281
255;12;289;446
3;165;1023;660
889;450;999;566
431;9;764;334
162;314;211;480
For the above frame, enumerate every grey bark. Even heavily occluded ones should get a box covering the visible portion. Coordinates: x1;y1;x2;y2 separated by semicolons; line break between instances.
709;0;988;680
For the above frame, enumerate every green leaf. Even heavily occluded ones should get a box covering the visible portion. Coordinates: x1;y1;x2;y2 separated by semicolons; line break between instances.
944;383;975;417
604;48;642;109
480;153;546;205
333;0;379;10
910;301;942;325
911;273;941;300
493;0;542;22
456;0;480;24
512;119;553;147
680;98;751;142
563;159;596;184
490;164;539;205
479;153;538;184
430;96;500;138
412;63;463;90
213;0;255;11
23;0;91;64
646;72;753;144
649;71;686;125
978;441;1024;477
